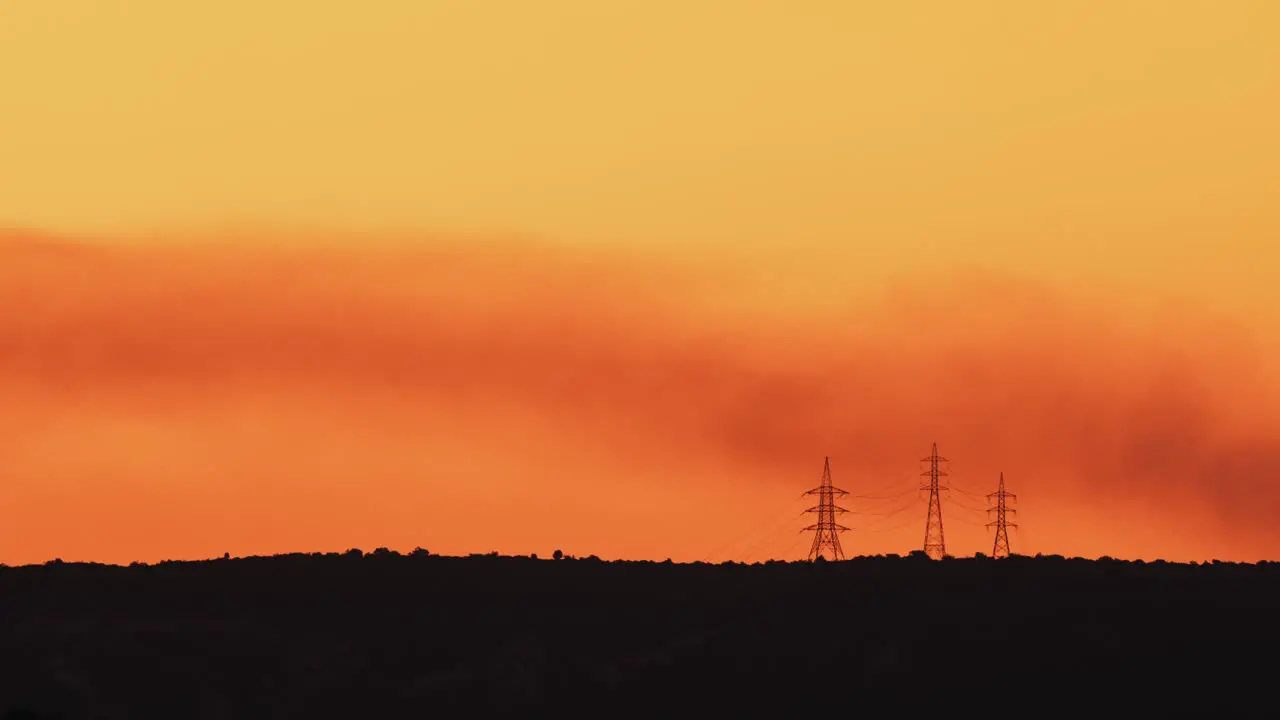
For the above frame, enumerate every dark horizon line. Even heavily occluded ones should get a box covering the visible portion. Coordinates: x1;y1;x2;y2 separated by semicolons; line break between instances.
3;546;1272;571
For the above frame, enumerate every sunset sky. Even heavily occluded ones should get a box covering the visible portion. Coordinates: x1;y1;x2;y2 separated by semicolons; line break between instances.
2;1;1280;565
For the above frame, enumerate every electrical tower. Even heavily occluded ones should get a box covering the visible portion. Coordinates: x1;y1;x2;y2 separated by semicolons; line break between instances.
986;471;1017;558
804;456;850;561
920;442;948;560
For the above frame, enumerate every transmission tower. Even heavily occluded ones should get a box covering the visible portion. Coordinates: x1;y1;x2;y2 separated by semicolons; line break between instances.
986;472;1017;558
920;442;948;560
804;456;850;561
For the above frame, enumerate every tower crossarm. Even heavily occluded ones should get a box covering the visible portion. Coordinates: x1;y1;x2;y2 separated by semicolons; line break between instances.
803;523;850;533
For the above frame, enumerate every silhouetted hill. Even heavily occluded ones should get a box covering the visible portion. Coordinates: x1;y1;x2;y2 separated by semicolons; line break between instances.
1;550;1275;717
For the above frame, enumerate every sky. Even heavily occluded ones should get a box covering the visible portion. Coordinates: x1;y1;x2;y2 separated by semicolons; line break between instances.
2;1;1280;564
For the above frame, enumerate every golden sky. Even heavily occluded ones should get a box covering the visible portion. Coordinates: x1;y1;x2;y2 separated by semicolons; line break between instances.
4;4;1278;269
2;2;1280;564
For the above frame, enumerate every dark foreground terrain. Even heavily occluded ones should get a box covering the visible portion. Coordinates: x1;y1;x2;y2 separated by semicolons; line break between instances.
1;549;1276;718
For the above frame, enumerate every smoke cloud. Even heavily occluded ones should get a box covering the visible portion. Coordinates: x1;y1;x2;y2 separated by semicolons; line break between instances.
2;230;1278;564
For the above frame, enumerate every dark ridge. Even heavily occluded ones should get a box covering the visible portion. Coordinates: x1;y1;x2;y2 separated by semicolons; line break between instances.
0;550;1273;717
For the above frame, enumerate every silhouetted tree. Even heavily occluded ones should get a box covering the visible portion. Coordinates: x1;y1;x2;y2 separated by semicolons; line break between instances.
553;549;563;560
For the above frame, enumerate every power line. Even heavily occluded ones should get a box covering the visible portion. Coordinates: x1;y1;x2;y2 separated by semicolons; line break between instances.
754;532;809;563
947;495;988;514
700;498;808;563
853;501;918;518
865;517;921;534
735;509;810;563
760;447;1031;560
949;484;988;503
846;472;920;501
944;514;988;528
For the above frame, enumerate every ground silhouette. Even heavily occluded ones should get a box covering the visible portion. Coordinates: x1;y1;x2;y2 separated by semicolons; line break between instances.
1;549;1274;717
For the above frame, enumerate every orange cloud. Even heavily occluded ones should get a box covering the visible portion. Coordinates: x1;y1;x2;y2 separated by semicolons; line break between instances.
2;230;1278;565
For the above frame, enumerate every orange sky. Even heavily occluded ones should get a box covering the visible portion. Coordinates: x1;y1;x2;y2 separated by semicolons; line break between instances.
2;2;1280;564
